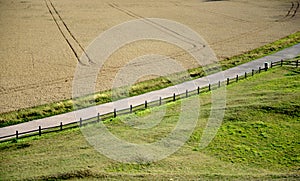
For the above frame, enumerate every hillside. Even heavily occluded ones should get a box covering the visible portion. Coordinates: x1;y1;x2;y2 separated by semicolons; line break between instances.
0;66;299;180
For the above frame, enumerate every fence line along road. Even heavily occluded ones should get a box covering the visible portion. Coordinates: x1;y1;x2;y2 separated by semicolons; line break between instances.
0;43;300;141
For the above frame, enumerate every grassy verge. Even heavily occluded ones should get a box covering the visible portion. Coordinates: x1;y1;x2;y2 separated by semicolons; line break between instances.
1;31;300;127
0;66;299;180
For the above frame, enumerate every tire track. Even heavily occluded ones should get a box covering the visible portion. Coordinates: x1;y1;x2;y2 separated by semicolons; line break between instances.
285;1;295;17
44;0;84;65
292;0;300;17
108;3;205;49
48;0;95;64
277;0;299;22
108;3;209;70
214;0;300;46
210;0;299;45
44;0;92;66
210;1;299;46
0;0;93;95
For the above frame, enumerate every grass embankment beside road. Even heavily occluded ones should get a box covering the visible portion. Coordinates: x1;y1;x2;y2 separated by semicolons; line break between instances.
0;31;300;127
0;66;299;180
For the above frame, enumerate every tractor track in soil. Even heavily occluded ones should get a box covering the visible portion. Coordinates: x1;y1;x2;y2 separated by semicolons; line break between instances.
0;0;97;95
47;0;95;65
108;3;274;59
107;3;210;71
44;0;83;65
203;1;300;46
108;3;205;49
277;0;299;22
44;0;94;66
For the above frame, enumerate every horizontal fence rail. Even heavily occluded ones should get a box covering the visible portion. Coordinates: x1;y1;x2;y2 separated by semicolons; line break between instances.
0;59;298;142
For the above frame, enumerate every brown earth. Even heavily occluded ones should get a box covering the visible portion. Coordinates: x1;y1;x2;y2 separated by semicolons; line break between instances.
0;0;300;113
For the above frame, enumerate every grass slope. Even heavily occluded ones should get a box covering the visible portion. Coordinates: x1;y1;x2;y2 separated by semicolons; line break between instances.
0;31;300;127
0;66;299;180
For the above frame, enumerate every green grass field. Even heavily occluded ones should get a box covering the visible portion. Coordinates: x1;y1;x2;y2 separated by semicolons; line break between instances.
0;66;299;180
0;31;300;127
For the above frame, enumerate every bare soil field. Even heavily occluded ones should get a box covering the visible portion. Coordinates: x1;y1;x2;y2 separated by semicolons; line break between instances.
0;0;300;113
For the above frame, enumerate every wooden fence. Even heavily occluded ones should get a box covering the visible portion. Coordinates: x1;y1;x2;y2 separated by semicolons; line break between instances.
0;59;299;142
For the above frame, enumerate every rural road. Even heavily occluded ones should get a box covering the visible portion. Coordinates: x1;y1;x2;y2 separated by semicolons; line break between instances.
1;43;300;140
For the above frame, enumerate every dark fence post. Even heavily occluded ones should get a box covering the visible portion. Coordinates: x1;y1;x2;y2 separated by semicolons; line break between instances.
218;81;221;88
252;69;254;76
80;118;82;127
259;67;261;73
114;109;117;118
159;97;162;106
264;62;268;71
281;59;283;66
236;75;239;82
145;101;148;109
173;93;176;101
208;84;211;91
197;86;200;94
227;78;229;85
97;113;100;122
39;126;41;136
296;60;299;68
60;122;63;131
270;62;273;68
16;130;18;139
130;105;133;113
245;72;247;79
186;90;188;98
